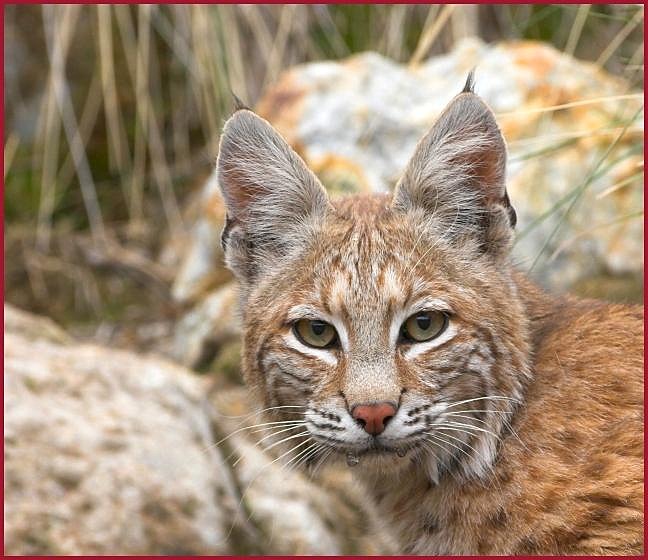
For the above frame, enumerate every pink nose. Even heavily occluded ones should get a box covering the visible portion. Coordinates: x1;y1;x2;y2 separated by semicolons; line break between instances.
352;402;397;435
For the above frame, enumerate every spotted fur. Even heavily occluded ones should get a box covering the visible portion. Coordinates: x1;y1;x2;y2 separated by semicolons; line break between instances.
216;85;643;554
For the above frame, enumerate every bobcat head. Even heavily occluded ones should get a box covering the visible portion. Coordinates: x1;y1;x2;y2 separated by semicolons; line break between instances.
217;78;531;482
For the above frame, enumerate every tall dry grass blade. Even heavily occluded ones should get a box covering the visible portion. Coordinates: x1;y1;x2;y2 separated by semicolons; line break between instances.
564;4;590;56
262;5;295;90
114;4;144;229
116;5;183;233
36;73;62;251
217;6;250;103
596;6;643;67
509;138;579;164
548;210;643;263
146;107;186;235
173;6;200;173
291;5;324;62
451;5;478;41
595;169;644;200
191;5;220;149
211;6;240;116
42;4;106;245
528;105;643;272
622;40;644;86
516;143;643;240
151;6;200;80
496;93;644;119
55;72;103;204
508;125;643;148
114;5;137;80
382;5;408;61
97;5;130;176
169;58;191;176
144;6;185;235
205;6;230;135
30;8;69;185
130;4;152;229
31;89;49;179
36;5;76;250
182;7;212;148
4;133;20;180
145;5;219;167
130;4;185;235
241;5;274;56
312;5;350;58
409;5;454;66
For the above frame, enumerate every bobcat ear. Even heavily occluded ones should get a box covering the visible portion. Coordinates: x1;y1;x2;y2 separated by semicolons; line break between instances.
392;84;516;255
217;109;329;283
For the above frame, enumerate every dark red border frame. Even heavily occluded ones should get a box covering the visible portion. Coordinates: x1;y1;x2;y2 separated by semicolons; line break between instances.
1;1;645;559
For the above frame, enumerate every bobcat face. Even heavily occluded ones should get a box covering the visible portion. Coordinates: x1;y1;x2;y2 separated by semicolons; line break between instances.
218;77;531;481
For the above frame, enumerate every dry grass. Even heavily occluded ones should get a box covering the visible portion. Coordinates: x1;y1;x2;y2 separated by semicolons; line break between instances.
4;4;644;329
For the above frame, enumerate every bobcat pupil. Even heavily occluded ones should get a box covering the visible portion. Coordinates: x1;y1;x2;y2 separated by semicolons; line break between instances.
311;321;327;335
416;314;431;330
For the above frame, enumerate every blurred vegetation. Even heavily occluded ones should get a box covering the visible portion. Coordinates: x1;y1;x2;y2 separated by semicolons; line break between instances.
4;4;644;344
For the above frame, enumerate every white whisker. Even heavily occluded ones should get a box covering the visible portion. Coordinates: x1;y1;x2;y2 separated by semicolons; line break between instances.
208;419;307;451
283;442;321;473
232;430;310;467
445;408;513;415
443;395;519;411
425;433;471;460
310;446;335;478
221;423;306;463
439;420;502;441
429;430;492;466
212;404;307;420
442;413;498;426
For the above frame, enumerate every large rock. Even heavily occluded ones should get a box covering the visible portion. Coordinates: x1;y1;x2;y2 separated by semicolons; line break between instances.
4;305;242;555
4;305;396;554
169;38;643;369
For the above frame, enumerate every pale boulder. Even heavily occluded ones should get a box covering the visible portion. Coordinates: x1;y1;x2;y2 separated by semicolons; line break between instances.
4;305;244;555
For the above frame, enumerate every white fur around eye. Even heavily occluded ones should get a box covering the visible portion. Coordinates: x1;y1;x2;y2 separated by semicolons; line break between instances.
284;331;338;366
403;321;457;360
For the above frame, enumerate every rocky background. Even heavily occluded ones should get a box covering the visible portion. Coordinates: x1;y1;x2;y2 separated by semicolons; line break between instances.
4;5;644;555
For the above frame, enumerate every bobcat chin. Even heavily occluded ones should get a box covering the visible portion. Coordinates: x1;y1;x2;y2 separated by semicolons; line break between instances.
216;77;643;555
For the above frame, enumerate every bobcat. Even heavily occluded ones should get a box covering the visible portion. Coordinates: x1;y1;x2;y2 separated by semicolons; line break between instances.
216;76;643;555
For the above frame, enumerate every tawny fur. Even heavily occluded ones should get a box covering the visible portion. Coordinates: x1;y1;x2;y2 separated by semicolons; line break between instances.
216;87;643;555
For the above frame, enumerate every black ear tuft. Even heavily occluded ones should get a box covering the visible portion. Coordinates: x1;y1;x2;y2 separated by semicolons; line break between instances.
221;213;235;251
503;192;517;228
231;92;250;112
461;69;476;94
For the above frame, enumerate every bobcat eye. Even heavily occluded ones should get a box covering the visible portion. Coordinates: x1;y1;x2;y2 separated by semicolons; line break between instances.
401;311;448;343
293;319;338;349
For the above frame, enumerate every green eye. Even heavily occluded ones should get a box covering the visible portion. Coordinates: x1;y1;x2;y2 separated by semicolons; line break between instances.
401;311;448;343
293;319;338;348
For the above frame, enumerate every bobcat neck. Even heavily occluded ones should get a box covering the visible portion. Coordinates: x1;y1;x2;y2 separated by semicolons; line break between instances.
360;275;643;555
